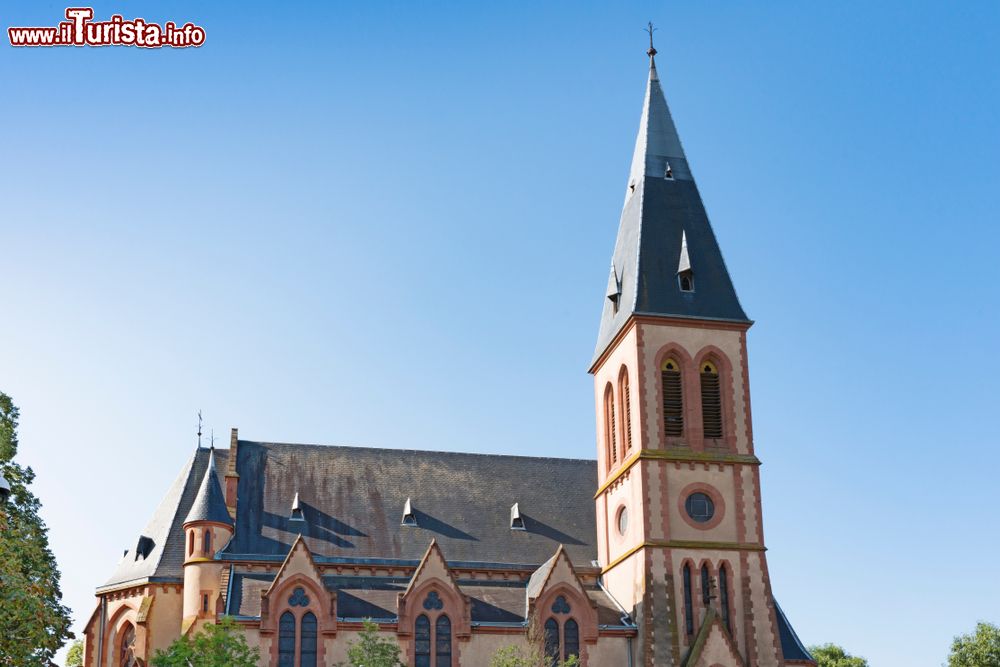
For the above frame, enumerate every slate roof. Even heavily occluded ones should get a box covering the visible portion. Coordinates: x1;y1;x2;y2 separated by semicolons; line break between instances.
100;448;227;591
226;570;627;627
222;441;599;567
775;601;815;662
184;449;233;526
594;55;748;362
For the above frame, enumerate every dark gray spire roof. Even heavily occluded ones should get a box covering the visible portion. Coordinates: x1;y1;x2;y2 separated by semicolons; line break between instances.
183;448;232;526
594;55;748;362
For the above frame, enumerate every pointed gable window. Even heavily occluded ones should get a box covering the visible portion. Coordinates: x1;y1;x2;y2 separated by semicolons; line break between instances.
664;162;674;179
700;361;723;439
661;358;684;437
679;271;694;292
604;384;618;467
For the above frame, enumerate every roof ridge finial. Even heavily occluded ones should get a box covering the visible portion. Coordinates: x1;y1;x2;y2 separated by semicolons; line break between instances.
646;21;657;58
197;410;203;449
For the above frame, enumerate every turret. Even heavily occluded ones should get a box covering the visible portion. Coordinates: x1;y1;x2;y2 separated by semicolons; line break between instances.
181;448;233;633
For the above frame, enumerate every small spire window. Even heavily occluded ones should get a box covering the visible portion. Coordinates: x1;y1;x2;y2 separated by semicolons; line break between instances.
678;271;694;292
665;162;674;179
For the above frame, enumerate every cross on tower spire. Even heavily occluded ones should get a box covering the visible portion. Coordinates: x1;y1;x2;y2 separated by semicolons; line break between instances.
645;21;657;57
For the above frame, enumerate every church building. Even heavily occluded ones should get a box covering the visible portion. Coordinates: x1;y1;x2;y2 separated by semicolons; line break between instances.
82;43;816;667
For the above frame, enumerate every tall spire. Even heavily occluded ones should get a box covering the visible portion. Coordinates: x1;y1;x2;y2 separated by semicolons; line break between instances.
593;38;748;363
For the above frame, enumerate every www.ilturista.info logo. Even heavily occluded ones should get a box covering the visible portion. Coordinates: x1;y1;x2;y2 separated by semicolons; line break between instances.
8;8;205;48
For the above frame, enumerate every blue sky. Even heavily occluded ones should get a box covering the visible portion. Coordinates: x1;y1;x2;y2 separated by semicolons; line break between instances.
1;2;998;665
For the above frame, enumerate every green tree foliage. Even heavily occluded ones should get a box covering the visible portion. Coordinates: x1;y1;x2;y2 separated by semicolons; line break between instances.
0;392;74;666
489;644;579;667
947;622;1000;667
335;619;405;667
151;616;259;667
808;643;869;667
65;639;83;667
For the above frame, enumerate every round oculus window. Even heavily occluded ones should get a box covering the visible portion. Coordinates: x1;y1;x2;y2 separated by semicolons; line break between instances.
617;507;628;535
684;492;715;523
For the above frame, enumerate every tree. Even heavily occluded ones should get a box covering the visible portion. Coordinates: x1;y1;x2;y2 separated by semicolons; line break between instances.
151;616;259;667
808;643;869;667
65;639;83;667
490;644;579;667
0;392;74;666
947;622;1000;667
335;619;404;667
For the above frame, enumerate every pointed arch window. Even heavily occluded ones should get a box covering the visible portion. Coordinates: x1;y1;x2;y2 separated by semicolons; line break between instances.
604;384;617;466
300;612;317;667
435;615;452;667
118;622;136;667
700;360;723;439
278;611;296;667
701;564;711;605
563;618;580;660
619;368;633;453
682;564;694;637
544;618;559;666
719;563;732;633
415;615;431;667
415;598;451;667
188;531;194;557
204;529;212;555
661;358;684;437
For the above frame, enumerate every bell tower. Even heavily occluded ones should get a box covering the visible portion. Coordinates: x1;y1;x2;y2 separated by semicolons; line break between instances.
590;39;811;667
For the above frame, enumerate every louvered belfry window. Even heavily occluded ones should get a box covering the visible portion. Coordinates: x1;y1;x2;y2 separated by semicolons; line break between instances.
620;368;632;452
604;384;617;465
661;359;684;437
700;361;723;439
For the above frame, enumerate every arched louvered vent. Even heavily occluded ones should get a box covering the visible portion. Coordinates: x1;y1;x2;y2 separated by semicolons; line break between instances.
661;359;683;437
700;361;723;439
620;368;632;452
604;384;617;465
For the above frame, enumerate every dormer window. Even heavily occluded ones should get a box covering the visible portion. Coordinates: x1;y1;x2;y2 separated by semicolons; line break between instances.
665;162;674;179
402;497;417;526
510;503;525;530
678;270;694;292
290;492;304;522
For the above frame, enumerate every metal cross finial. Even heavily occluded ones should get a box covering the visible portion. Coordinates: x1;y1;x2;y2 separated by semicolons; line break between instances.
646;22;657;57
210;428;215;450
197;410;203;448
